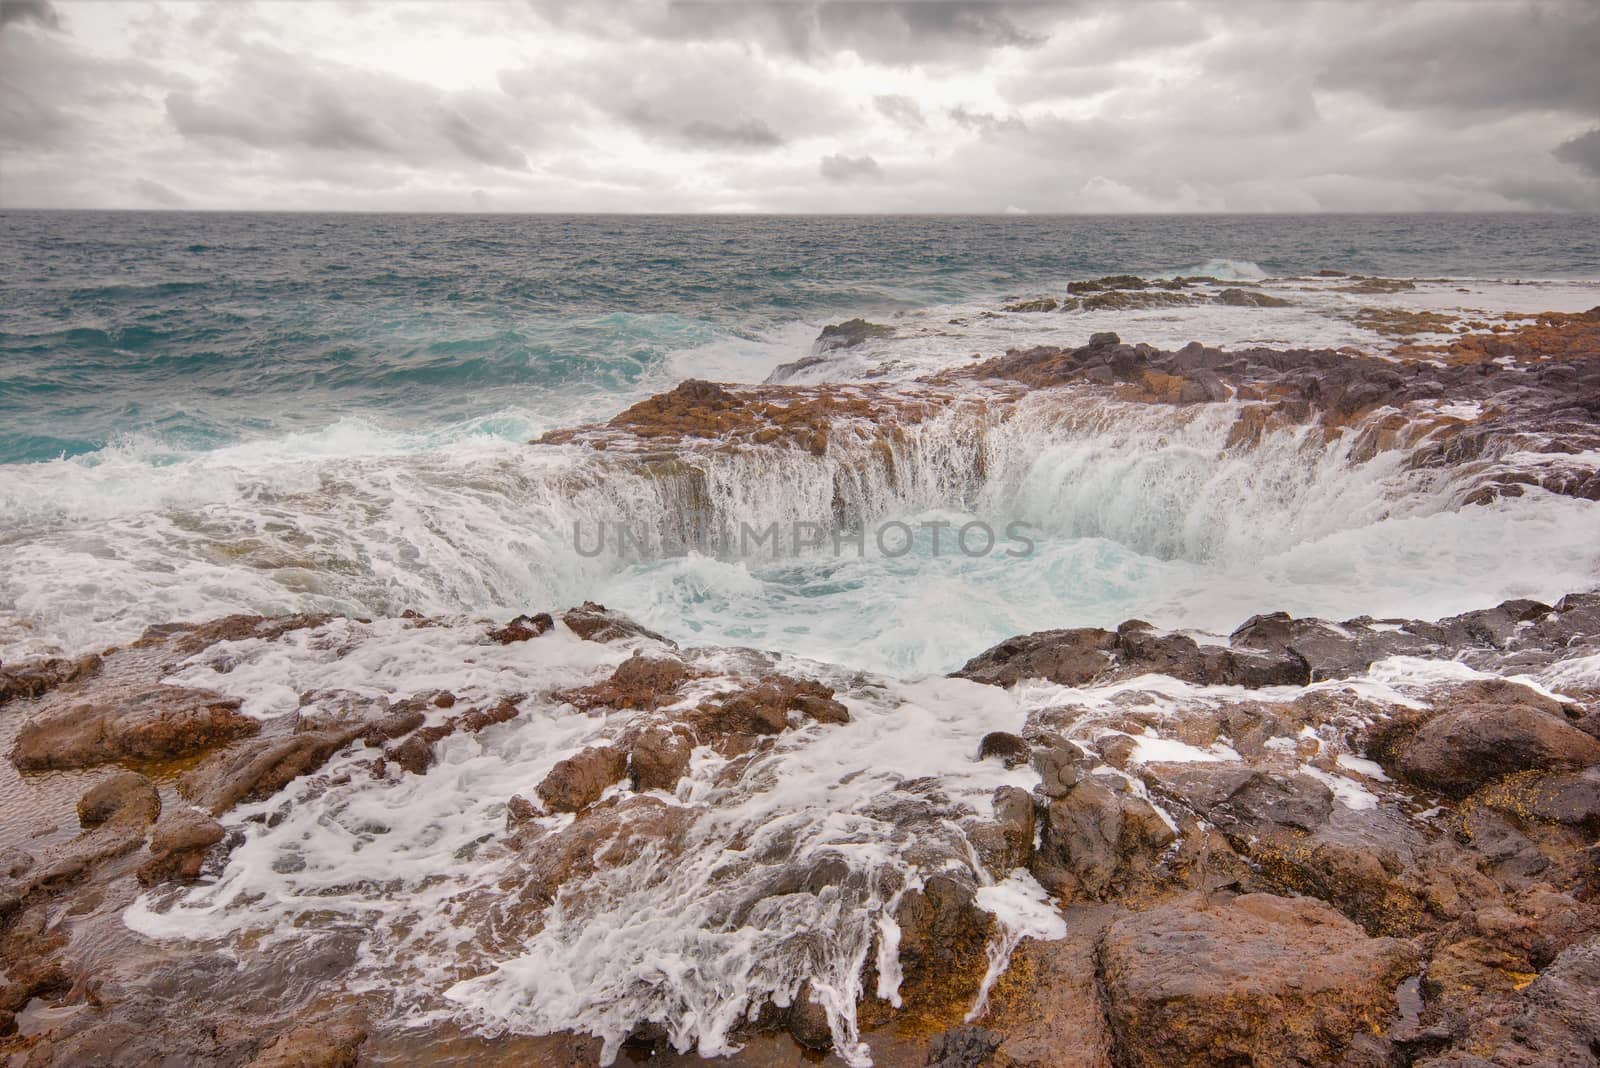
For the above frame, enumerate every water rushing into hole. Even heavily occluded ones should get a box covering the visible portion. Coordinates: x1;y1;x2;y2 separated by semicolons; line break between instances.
4;394;1595;673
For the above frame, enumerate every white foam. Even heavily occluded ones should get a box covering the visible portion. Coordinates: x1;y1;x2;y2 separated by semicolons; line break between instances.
1537;651;1600;692
1335;753;1392;781
1124;732;1241;764
1300;765;1381;811
967;869;1066;1022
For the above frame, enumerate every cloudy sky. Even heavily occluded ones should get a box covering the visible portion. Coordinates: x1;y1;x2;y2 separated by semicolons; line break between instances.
2;0;1598;212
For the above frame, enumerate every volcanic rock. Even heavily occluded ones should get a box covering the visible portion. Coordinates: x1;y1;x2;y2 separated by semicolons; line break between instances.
0;653;101;706
627;726;695;792
138;809;227;884
1389;701;1600;798
76;771;161;829
560;602;670;644
11;684;259;771
536;745;628;812
816;318;893;351
1033;774;1177;899
1215;287;1291;307
1099;893;1420;1067
179;728;361;815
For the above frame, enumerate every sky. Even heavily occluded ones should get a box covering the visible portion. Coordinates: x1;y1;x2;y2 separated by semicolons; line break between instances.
2;0;1598;213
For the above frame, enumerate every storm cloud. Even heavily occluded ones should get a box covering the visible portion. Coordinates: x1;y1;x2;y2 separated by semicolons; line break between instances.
1;0;1596;211
1555;129;1600;178
0;0;59;30
820;153;882;182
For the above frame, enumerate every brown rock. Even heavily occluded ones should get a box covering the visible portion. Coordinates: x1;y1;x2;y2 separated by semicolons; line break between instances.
1004;297;1059;313
686;675;849;739
381;697;520;776
488;612;554;644
510;797;697;914
558;653;692;712
784;982;833;1050
180;728;359;815
1215;287;1291;308
955;623;1306;690
977;731;1030;768
458;698;521;733
0;653;101;706
1485;935;1600;1065
561;602;669;644
138;809;227;884
1032;740;1091;798
1100;893;1420;1067
11;685;259;770
246;1011;368;1068
384;725;453;776
816;318;893;351
954;627;1116;687
505;794;538;827
1034;776;1176;899
984;905;1122;1068
76;771;161;828
1149;765;1334;834
141;612;334;658
926;1026;1003;1066
628;726;695;792
537;745;628;813
1394;702;1600;797
969;785;1036;877
893;871;994;1011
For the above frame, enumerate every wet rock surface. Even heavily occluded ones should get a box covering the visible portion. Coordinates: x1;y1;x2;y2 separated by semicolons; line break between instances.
10;685;259;771
959;591;1600;691
1100;893;1420;1067
2;594;1598;1067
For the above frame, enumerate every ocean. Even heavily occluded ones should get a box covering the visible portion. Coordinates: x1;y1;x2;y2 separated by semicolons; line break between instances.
3;211;1600;675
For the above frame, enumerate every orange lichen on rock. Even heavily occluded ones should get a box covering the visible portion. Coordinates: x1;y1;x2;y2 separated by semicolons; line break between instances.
1395;307;1600;365
539;378;957;455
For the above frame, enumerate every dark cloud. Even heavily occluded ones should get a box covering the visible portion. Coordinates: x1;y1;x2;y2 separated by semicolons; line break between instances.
440;109;529;170
531;0;1052;65
618;104;786;151
1310;2;1600;115
0;0;59;31
875;94;925;128
164;46;532;172
1554;128;1600;178
0;17;170;152
819;153;882;182
132;177;186;206
680;117;784;149
948;105;1026;135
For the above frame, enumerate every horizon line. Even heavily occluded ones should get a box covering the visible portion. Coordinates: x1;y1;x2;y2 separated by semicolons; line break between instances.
3;207;1595;218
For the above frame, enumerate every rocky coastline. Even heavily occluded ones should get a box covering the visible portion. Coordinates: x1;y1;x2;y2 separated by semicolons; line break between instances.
3;283;1599;1067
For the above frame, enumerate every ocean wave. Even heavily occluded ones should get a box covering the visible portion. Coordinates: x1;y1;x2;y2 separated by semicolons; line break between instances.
1169;257;1270;280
